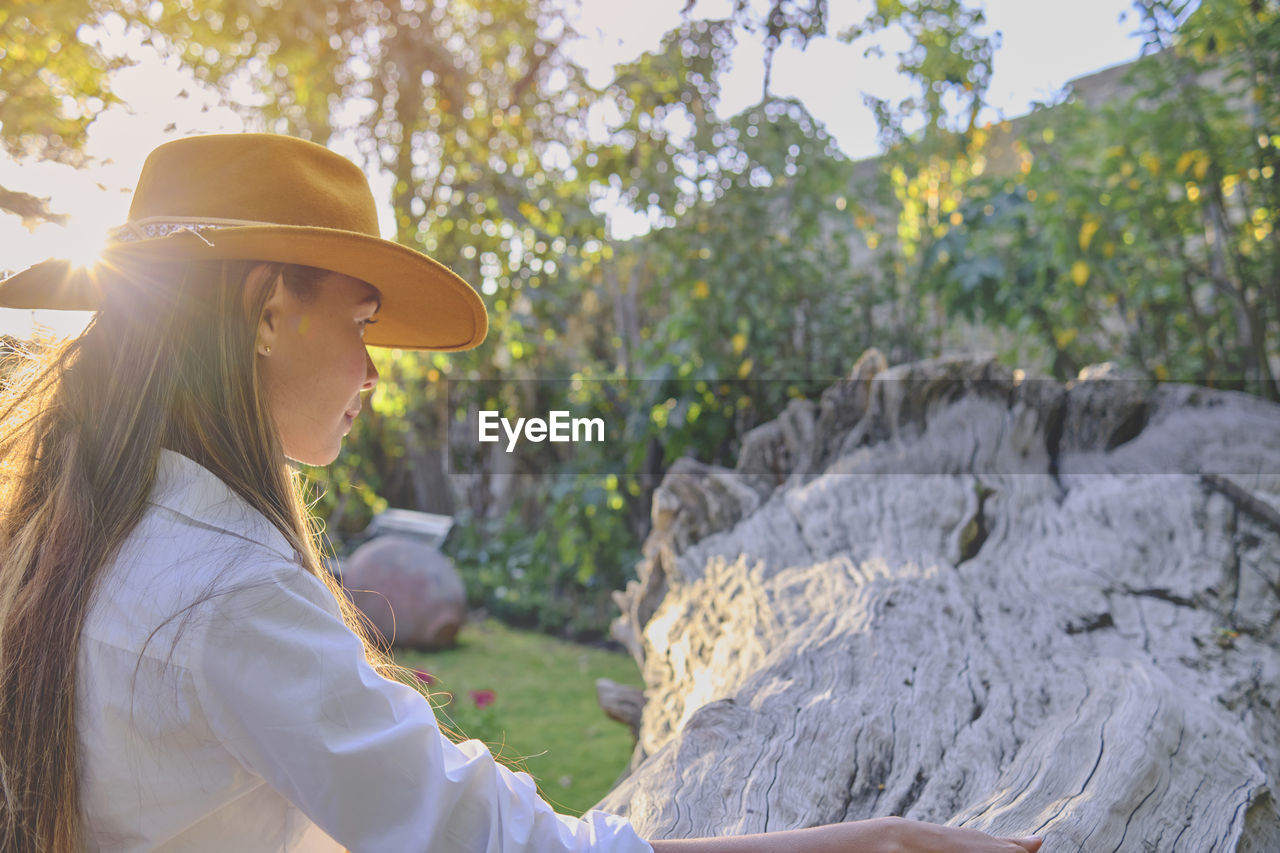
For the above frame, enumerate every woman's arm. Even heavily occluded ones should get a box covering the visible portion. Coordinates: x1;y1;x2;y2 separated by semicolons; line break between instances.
190;561;650;852
650;817;1043;853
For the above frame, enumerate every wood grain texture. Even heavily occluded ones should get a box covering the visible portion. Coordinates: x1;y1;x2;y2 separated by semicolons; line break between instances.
601;351;1280;852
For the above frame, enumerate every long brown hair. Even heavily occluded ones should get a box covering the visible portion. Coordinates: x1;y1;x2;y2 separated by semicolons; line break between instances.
0;259;389;850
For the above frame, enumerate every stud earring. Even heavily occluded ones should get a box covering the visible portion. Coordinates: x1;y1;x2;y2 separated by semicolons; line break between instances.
264;345;272;355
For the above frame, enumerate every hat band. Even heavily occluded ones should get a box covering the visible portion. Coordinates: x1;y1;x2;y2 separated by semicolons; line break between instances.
107;215;281;246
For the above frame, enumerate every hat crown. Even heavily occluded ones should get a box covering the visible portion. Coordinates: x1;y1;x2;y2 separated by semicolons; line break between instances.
128;134;381;237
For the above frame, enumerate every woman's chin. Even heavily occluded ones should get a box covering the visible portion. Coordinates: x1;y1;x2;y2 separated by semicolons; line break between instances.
284;442;342;467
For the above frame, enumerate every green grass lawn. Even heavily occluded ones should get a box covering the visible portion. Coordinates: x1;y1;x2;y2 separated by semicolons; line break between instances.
396;620;644;816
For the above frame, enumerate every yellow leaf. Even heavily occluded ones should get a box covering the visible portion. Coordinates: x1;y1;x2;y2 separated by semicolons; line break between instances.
1054;327;1078;348
731;332;747;355
1176;150;1197;176
1194;157;1209;181
693;280;710;299
737;358;753;378
949;211;963;226
1154;364;1169;380
1071;260;1090;287
1079;217;1101;251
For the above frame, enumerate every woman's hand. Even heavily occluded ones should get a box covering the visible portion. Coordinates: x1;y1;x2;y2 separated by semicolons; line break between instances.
649;816;1043;853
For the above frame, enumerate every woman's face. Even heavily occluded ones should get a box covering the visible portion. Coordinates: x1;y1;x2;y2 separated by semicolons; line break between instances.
256;270;380;466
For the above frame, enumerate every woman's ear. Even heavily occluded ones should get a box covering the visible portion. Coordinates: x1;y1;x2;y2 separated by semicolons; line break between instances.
246;264;286;356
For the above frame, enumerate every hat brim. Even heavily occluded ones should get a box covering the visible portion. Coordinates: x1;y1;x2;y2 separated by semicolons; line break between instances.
0;226;488;352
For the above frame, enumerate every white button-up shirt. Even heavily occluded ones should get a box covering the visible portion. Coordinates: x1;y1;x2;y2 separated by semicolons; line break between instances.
76;450;652;853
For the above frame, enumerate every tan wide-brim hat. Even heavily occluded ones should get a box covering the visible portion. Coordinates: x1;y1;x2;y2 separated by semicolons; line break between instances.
0;133;487;351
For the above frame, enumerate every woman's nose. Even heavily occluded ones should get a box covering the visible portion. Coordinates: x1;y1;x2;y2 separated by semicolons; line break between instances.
362;349;379;390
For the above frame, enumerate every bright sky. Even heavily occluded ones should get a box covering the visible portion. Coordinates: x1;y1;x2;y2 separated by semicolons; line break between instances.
0;0;1151;338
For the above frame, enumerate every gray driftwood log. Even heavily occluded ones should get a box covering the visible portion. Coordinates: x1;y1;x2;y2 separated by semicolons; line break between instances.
599;350;1280;851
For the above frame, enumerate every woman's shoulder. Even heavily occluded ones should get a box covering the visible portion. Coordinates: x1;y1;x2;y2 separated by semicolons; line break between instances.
84;450;316;660
146;450;300;562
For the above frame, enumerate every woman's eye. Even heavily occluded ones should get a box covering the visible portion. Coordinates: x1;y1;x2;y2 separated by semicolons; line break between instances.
359;318;379;336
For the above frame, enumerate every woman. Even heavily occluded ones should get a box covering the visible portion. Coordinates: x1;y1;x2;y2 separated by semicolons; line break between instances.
0;134;1042;852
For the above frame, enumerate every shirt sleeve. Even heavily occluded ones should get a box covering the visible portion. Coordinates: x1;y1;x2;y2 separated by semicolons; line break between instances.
188;559;652;853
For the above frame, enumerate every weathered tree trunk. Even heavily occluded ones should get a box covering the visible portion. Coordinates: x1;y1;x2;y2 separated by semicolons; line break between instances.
600;350;1280;851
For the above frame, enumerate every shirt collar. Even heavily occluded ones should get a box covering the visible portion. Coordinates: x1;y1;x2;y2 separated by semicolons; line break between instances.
152;449;299;562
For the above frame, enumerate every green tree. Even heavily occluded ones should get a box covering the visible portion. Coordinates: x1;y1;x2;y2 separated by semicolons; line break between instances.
0;0;126;221
834;0;1000;364
925;0;1279;397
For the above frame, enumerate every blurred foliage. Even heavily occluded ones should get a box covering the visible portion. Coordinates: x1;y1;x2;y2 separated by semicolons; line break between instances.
0;0;127;219
0;0;123;163
843;0;997;145
834;0;1002;364
919;0;1279;394
4;0;1278;637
